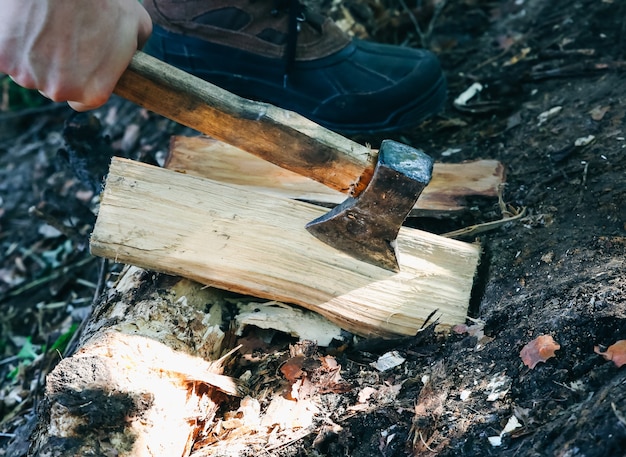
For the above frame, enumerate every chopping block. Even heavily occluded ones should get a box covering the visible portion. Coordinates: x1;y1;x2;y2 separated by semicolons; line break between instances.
91;157;481;338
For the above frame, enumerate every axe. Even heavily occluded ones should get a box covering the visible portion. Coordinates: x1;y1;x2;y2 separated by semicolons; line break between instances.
114;52;434;272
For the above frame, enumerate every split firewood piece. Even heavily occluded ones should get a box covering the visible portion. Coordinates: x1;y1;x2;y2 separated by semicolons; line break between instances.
91;158;481;338
164;135;506;216
29;267;241;457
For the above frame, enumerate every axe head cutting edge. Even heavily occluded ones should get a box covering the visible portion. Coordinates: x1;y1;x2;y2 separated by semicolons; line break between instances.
305;140;434;272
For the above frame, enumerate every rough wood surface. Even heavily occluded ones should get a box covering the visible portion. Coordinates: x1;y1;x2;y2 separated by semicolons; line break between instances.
165;135;506;216
91;158;481;337
29;267;239;457
115;52;376;195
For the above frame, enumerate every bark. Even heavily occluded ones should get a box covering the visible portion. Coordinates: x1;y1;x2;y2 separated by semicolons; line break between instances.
29;267;240;457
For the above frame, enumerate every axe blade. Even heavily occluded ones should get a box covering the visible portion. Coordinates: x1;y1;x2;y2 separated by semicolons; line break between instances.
305;140;434;272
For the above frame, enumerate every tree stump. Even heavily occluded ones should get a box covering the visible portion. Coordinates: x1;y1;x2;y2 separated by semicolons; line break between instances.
29;267;240;457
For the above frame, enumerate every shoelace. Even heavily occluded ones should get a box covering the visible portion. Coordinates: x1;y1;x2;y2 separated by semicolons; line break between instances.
270;0;324;85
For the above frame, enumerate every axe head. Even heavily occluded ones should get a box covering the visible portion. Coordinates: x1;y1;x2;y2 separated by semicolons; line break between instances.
305;140;434;272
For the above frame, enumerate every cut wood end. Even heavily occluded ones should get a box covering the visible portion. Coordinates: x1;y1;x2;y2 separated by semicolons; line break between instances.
84;332;243;396
40;331;238;456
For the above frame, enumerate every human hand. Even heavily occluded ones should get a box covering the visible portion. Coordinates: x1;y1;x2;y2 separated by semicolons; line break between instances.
0;0;152;111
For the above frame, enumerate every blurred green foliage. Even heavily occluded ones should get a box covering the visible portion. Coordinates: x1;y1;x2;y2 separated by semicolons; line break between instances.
1;74;50;112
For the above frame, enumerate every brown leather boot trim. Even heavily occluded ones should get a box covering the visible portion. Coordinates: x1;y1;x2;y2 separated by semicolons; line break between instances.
143;0;351;61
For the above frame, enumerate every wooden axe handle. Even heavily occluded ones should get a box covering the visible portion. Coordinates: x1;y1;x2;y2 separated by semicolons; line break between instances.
114;51;376;195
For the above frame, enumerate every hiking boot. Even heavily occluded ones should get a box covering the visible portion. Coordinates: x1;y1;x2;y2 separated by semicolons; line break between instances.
143;0;446;134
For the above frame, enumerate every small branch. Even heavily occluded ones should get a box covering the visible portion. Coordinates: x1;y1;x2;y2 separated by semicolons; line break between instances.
442;185;527;238
0;256;94;303
397;0;448;48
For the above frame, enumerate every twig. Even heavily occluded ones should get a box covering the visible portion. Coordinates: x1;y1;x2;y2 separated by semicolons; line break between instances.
0;256;94;303
397;0;447;48
442;186;526;239
441;207;527;239
397;0;423;41
419;431;436;452
425;0;448;46
612;402;626;427
29;204;90;247
0;355;20;366
529;61;626;80
93;258;109;302
264;429;312;452
577;161;589;205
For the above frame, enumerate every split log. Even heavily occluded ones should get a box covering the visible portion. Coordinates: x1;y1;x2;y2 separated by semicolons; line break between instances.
29;267;241;457
164;135;505;216
90;158;481;338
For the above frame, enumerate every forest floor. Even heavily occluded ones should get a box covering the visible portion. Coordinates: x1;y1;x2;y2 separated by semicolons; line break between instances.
1;0;625;456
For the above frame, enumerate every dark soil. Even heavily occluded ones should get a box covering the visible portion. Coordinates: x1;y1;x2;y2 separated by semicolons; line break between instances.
1;0;625;456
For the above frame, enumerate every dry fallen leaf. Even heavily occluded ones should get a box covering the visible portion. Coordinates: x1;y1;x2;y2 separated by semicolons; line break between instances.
520;335;560;369
453;322;494;349
589;105;610;121
280;356;305;382
594;340;626;367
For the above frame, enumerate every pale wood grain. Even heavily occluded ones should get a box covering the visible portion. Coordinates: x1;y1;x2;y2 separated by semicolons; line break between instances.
165;136;505;215
91;158;481;337
30;268;236;457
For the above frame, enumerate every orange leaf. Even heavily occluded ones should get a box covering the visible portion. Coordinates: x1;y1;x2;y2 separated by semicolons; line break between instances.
594;340;626;368
520;335;560;369
280;356;305;382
